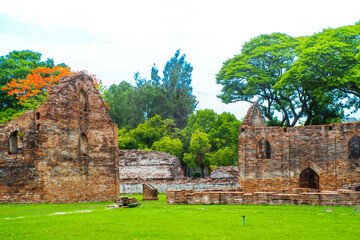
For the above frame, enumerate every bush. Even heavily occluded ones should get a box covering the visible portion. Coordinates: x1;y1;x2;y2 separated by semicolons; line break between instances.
192;171;201;178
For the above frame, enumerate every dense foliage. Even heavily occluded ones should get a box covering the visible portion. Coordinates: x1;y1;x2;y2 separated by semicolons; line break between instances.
118;110;241;173
0;50;241;171
217;22;360;126
2;66;73;110
0;50;69;122
5;19;358;172
0;51;107;123
104;49;197;129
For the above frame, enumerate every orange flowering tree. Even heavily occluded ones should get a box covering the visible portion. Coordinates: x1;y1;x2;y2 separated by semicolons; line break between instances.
2;67;109;110
2;66;73;109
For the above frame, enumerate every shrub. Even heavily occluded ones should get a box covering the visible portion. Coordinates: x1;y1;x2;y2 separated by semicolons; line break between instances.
192;171;201;178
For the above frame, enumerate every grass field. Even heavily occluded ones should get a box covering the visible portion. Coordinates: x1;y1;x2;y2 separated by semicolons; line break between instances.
0;194;359;240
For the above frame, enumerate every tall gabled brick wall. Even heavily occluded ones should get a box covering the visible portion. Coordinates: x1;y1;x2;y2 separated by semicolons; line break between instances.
0;73;119;203
239;104;360;192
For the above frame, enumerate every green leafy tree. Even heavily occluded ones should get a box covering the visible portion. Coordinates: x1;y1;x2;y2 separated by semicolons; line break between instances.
206;147;237;167
0;108;23;123
216;33;299;126
216;32;345;126
134;76;167;122
118;115;180;150
151;49;198;128
0;50;56;112
105;50;197;129
117;128;138;149
278;22;360;117
104;81;145;128
183;109;240;160
152;136;183;158
183;130;211;177
130;115;165;148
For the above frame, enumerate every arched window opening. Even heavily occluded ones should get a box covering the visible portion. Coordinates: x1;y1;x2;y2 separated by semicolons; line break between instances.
79;89;88;112
80;133;88;156
9;131;18;154
349;135;360;158
299;167;319;189
256;138;271;159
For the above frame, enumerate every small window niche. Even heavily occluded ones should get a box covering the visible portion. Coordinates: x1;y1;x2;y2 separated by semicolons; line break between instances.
349;135;360;158
299;167;320;189
256;138;271;159
80;133;88;156
325;126;333;131
9;131;22;154
79;89;88;112
36;112;40;120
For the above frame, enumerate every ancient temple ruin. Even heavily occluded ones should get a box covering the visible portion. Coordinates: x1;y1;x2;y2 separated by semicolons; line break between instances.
239;102;360;192
167;102;360;206
0;73;119;203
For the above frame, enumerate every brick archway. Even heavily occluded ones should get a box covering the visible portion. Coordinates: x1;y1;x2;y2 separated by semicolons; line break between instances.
299;167;319;189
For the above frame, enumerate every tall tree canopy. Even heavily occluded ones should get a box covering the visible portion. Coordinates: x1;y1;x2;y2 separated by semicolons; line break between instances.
183;109;240;169
183;130;211;177
105;81;144;129
151;49;198;128
278;22;360;116
216;22;360;126
0;50;56;111
2;66;72;105
117;110;241;172
105;49;197;129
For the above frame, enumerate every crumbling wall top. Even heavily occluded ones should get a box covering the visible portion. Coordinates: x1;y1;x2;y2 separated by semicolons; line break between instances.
242;101;267;127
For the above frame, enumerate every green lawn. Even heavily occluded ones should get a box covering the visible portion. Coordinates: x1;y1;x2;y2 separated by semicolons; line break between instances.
0;194;359;240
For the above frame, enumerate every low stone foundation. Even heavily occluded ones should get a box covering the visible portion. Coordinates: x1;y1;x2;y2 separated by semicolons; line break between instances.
166;189;360;207
120;179;238;194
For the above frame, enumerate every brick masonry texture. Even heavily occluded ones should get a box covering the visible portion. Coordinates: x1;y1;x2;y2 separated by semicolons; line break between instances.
0;73;119;203
167;103;359;206
118;150;238;194
239;103;360;192
142;183;159;200
210;166;239;179
118;149;184;180
120;179;239;194
166;189;360;206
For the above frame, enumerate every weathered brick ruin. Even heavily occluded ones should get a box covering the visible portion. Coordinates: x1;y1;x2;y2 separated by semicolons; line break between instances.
239;102;360;192
166;189;360;206
0;73;119;203
210;166;238;179
2;73;358;206
119;149;238;194
167;102;360;206
119;149;184;180
142;183;159;201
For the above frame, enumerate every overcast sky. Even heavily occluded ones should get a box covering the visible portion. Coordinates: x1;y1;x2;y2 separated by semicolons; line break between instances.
1;0;360;120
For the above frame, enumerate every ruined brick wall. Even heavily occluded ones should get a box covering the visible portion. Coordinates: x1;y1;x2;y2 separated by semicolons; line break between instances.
210;166;239;179
0;112;43;202
118;150;238;194
241;101;266;127
239;104;360;192
119;149;184;180
0;73;119;203
166;189;360;206
120;178;238;194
